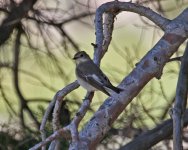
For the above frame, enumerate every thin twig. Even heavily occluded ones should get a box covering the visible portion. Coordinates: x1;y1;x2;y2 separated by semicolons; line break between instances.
29;128;69;150
13;26;40;129
172;42;188;150
168;56;182;62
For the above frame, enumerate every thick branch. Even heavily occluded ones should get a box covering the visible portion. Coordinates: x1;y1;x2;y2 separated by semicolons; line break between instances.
119;109;188;150
30;2;188;150
79;7;188;149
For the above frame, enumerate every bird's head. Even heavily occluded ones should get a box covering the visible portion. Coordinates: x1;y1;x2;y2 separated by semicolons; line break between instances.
73;51;91;64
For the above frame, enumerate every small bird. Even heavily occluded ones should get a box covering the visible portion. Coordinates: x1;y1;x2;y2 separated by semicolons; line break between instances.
73;51;122;96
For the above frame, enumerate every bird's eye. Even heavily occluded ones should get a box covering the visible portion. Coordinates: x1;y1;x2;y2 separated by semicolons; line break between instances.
80;54;83;57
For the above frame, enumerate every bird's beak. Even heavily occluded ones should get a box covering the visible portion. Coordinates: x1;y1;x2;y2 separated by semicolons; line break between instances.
73;56;76;60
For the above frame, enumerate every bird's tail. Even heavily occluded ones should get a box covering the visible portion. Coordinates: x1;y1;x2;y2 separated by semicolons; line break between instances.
111;86;123;94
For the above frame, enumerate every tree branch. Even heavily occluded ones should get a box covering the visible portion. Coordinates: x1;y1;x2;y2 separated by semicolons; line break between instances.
29;2;188;149
13;26;40;129
119;109;188;150
0;0;37;45
30;92;94;150
78;4;188;149
172;42;188;150
40;81;79;150
29;128;69;150
93;1;170;64
168;56;182;62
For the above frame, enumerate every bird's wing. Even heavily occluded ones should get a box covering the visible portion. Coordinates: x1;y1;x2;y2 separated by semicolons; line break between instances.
76;68;110;95
86;74;111;96
94;72;123;94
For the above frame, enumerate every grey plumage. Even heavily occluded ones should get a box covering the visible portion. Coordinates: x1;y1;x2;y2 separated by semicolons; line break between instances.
73;51;122;96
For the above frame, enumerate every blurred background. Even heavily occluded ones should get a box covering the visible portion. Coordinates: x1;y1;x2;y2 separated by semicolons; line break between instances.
0;0;188;149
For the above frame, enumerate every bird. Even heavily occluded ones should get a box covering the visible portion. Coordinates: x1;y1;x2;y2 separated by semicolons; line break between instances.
73;51;123;96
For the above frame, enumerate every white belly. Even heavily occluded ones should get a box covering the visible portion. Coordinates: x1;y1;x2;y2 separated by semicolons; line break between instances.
77;76;97;92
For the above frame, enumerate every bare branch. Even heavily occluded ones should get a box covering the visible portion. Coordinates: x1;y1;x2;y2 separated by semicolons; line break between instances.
40;98;56;150
119;109;188;150
172;42;188;150
0;0;37;45
29;128;69;150
30;92;93;150
13;26;40;129
52;81;79;131
93;1;170;64
102;12;118;55
168;56;182;62
28;12;95;26
77;5;188;149
28;1;188;149
40;81;79;149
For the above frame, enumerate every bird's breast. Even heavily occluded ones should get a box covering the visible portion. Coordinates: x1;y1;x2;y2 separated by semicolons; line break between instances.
76;76;97;92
